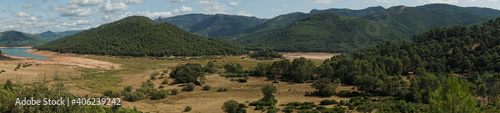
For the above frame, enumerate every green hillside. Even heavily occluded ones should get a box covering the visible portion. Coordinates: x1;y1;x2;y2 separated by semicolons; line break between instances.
309;6;385;17
363;4;500;37
155;14;266;37
36;30;82;41
230;6;386;44
0;30;47;47
35;16;248;56
242;13;408;52
235;4;500;52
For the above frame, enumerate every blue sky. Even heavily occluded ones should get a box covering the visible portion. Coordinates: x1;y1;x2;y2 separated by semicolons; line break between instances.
0;0;499;34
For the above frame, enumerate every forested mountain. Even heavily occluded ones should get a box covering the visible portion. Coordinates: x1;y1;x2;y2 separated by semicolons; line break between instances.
310;6;385;17
0;30;47;47
154;14;266;37
233;4;500;52
35;16;248;56
363;4;500;38
242;13;408;52
36;30;82;41
230;6;386;44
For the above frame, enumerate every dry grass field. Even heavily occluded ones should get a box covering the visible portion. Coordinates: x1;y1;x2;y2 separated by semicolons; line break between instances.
0;50;353;113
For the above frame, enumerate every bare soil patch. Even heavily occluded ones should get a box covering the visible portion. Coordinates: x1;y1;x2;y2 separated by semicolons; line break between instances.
31;50;121;70
280;52;342;60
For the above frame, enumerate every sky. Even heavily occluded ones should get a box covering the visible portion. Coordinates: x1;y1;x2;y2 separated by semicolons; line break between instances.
0;0;499;34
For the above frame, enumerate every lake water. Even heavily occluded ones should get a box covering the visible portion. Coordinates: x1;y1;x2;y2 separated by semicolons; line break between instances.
1;48;50;60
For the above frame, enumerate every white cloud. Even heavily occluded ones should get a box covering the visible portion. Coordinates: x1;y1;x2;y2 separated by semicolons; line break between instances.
271;9;283;12
126;0;144;4
236;11;253;17
173;6;193;14
202;4;227;14
68;0;105;6
311;0;334;4
229;2;238;6
22;4;34;9
171;0;187;3
99;2;129;13
134;11;173;18
283;4;288;7
429;0;458;4
52;4;95;17
196;0;215;5
487;0;498;1
15;12;32;17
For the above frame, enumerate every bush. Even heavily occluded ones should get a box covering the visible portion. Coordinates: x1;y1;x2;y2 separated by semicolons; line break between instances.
159;85;165;88
217;88;228;92
150;72;160;80
110;91;121;98
184;106;192;112
150;89;169;100
203;85;212;91
182;83;196;91
222;100;239;113
124;86;132;92
104;90;113;96
255;105;264;110
124;92;146;102
170;89;179;95
320;99;338;105
162;79;168;84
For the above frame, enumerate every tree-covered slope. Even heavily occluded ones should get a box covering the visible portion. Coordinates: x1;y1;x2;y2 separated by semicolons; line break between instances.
36;30;82;41
0;30;47;47
363;4;500;37
242;13;408;52
154;14;266;37
310;6;385;17
35;16;248;56
230;6;386;44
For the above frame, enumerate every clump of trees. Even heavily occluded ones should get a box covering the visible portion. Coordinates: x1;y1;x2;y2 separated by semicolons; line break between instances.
249;84;278;112
170;63;204;83
222;100;247;113
249;49;283;60
250;57;315;83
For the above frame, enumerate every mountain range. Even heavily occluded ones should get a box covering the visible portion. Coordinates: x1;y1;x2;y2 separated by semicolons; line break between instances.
0;30;46;47
36;30;83;41
156;4;500;52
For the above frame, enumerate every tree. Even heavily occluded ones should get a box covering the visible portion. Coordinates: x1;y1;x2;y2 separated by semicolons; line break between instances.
429;76;477;113
170;63;204;83
287;57;316;83
261;84;277;98
353;74;383;92
222;100;239;113
253;63;270;77
205;61;217;73
224;64;243;73
311;78;337;96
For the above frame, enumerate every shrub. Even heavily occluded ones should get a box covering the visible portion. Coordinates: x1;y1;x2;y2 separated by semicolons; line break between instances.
320;99;338;105
150;89;169;100
203;85;212;91
124;92;146;102
339;100;346;105
110;91;121;98
150;72;160;80
184;106;192;112
103;90;113;96
124;86;132;92
217;88;228;92
170;89;179;95
255;105;264;110
222;100;239;113
182;83;196;91
162;79;168;84
238;103;247;108
159;86;165;88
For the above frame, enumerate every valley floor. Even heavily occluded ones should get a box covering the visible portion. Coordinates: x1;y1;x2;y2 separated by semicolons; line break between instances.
0;50;353;113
